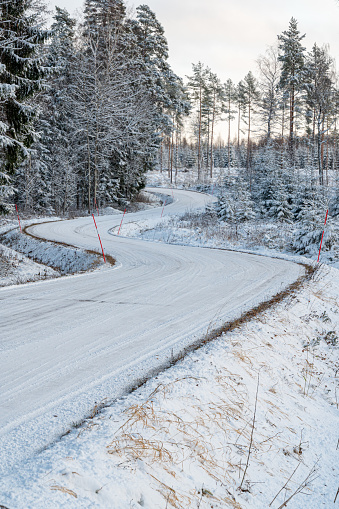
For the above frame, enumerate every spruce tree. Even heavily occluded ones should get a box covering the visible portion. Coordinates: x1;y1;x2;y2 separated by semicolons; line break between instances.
0;0;49;213
215;174;255;224
292;182;332;256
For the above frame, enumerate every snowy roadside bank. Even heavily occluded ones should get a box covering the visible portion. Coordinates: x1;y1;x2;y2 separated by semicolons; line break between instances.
1;264;337;509
0;243;58;287
0;226;103;284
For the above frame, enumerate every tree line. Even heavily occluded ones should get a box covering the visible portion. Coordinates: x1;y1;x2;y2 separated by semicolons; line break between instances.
164;18;338;187
0;0;189;214
1;4;338;215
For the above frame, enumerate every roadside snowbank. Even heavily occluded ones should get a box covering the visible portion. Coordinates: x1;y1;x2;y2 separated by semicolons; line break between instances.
0;228;100;276
1;264;338;509
0;243;58;287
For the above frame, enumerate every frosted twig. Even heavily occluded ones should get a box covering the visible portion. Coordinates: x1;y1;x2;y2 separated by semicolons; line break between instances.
239;372;259;490
269;463;300;506
276;461;319;509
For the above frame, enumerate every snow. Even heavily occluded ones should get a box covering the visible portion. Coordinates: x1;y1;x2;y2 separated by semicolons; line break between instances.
0;263;338;508
0;187;337;508
1;228;100;275
0;243;58;286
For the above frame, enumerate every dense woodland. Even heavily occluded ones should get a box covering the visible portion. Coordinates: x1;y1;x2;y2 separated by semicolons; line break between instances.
1;0;339;255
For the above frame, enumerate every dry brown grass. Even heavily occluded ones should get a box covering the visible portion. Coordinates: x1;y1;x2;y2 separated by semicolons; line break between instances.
105;372;258;506
50;485;77;498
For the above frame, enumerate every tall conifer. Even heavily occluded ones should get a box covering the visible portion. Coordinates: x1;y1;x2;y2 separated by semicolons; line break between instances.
0;0;49;212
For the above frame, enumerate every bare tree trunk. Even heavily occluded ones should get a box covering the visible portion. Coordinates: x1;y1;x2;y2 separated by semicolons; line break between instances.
334;118;337;173
175;123;179;182
246;98;251;188
210;92;216;178
170;127;174;184
289;86;295;162
197;86;202;180
86;119;91;214
228;96;231;173
237;103;241;149
320;115;325;185
326;119;329;185
167;136;171;179
317;114;323;185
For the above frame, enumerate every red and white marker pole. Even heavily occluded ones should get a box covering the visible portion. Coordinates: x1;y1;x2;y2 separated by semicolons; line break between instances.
92;214;106;263
161;199;167;218
317;209;328;263
15;204;22;232
117;208;126;235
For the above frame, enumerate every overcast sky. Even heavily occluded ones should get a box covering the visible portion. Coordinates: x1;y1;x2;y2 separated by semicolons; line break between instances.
47;0;339;83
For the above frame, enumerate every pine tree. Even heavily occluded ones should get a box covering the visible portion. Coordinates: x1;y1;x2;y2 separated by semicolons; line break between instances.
305;44;334;184
0;0;49;213
223;79;236;171
205;71;224;177
186;62;209;180
235;80;246;151
242;71;260;179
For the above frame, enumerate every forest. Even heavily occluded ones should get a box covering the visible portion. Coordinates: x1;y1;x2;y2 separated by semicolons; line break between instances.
1;0;339;256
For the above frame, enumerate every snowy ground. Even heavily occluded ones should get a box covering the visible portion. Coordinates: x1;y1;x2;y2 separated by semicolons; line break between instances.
0;243;58;286
1;264;338;508
1;185;338;508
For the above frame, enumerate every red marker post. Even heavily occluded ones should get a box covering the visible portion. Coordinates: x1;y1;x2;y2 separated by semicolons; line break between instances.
92;214;106;263
161;199;167;218
317;209;328;263
15;204;22;232
117;208;126;235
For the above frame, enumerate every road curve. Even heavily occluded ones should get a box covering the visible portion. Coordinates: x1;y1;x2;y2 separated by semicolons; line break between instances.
0;188;303;474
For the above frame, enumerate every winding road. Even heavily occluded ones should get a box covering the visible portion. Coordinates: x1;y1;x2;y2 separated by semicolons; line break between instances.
0;188;303;475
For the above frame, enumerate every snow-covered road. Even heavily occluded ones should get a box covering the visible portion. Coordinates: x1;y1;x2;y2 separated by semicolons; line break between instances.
0;188;303;475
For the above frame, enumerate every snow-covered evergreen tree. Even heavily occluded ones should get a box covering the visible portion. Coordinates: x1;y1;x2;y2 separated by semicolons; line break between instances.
215;174;255;223
292;183;333;255
252;141;293;222
0;0;49;213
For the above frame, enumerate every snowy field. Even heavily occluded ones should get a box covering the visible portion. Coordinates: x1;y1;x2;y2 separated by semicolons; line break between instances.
0;186;338;508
